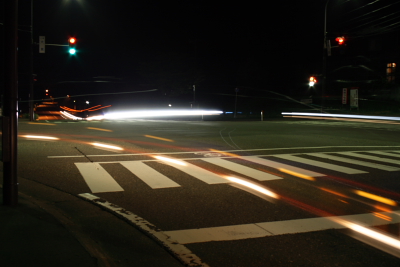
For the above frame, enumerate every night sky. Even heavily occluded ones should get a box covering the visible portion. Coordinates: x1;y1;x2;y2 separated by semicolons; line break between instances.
3;0;400;110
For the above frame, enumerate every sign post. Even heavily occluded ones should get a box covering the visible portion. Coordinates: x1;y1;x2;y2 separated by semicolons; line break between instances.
350;88;359;110
39;36;45;53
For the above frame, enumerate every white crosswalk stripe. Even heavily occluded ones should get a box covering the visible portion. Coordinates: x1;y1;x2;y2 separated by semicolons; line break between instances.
201;158;283;181
308;153;400;171
337;152;400;166
155;159;228;184
75;150;400;193
120;161;181;189
274;154;367;174
241;156;325;177
367;151;400;158
75;162;124;193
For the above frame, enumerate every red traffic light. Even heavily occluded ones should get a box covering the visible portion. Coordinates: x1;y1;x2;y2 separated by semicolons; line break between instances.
69;37;76;44
336;36;345;45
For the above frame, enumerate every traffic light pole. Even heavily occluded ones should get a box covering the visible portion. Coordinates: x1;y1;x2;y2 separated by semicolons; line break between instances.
29;0;34;121
3;0;19;206
321;0;330;113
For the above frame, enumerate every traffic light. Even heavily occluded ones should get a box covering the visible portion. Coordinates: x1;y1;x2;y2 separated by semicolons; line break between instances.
336;36;345;45
68;37;77;55
309;76;317;87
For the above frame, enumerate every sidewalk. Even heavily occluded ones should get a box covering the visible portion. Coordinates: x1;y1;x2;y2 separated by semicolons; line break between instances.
0;177;184;267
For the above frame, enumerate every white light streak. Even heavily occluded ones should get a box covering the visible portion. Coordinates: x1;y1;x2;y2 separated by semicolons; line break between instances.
227;177;279;199
153;156;187;166
91;143;124;151
60;111;83;120
21;135;59;140
282;112;400;121
337;218;400;250
103;109;223;119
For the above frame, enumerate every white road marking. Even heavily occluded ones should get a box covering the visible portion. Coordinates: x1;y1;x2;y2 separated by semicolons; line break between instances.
309;153;400;172
78;193;209;267
368;151;400;158
338;152;400;166
165;211;400;244
158;160;229;184
120;161;181;189
201;158;283;181
274;154;366;174
242;156;325;177
75;163;124;193
47;146;400;158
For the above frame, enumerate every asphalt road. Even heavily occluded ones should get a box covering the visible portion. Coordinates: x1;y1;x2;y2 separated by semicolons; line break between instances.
15;117;400;266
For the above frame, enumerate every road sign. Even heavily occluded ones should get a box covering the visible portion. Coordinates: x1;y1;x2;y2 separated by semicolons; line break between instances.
39;36;45;53
350;88;358;108
342;88;347;104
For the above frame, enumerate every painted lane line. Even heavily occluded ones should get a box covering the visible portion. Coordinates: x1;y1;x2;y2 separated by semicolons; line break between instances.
157;160;228;184
120;161;181;189
368;151;400;158
201;158;283;181
337;152;400;167
309;153;400;172
242;156;325;177
47;146;400;158
75;163;124;193
164;211;400;244
274;155;366;174
78;193;209;267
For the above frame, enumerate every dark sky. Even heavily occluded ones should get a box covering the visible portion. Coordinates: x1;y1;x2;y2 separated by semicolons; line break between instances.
26;1;324;90
5;0;400;104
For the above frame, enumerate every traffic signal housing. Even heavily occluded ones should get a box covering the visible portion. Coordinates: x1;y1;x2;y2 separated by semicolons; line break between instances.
336;36;345;45
309;76;317;87
68;37;77;55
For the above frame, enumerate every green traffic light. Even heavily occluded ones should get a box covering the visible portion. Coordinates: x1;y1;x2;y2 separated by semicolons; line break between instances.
69;48;76;55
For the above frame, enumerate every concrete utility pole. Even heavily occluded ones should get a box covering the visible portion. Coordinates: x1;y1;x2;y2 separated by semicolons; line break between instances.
3;0;19;206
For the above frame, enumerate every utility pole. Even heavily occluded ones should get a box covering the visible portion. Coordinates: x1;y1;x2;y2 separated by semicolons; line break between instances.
3;0;19;206
29;0;35;121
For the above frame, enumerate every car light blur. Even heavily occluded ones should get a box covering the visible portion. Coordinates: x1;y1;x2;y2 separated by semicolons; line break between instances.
282;112;400;122
21;135;59;140
227;177;279;199
91;143;124;151
153;156;187;166
103;109;223;119
354;190;397;206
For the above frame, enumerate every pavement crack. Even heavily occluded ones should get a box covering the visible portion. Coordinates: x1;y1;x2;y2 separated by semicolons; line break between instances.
75;147;93;162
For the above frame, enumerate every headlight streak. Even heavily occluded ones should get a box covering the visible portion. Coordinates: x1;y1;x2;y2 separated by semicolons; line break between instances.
153;156;187;166
28;122;56;126
373;212;392;222
21;135;59;140
90;143;124;151
145;135;174;142
209;148;240;158
226;177;279;199
103;109;223;119
60;111;84;120
335;218;400;251
319;187;348;198
87;127;113;132
278;168;315;181
282;112;400;123
354;190;397;206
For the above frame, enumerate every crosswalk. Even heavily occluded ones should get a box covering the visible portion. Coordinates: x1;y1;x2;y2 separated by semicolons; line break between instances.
75;150;400;193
